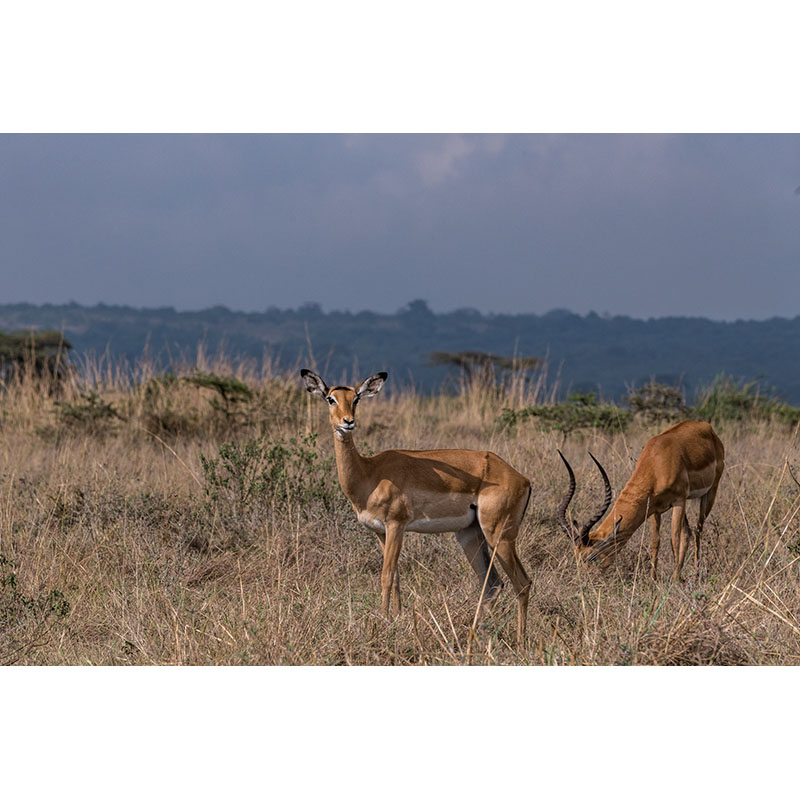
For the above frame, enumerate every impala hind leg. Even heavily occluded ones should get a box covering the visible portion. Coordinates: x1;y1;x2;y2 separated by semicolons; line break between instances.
456;522;504;607
694;485;718;577
477;486;531;644
480;520;530;643
491;537;531;644
670;505;690;581
649;513;662;580
692;504;702;577
381;523;405;619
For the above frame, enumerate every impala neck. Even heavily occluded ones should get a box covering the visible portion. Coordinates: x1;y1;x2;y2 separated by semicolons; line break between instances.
582;480;646;545
332;430;369;507
593;482;651;542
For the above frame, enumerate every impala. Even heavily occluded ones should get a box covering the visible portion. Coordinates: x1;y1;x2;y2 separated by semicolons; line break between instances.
300;369;532;642
557;420;725;580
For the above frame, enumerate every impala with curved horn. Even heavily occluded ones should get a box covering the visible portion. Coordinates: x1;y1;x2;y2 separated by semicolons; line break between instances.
300;369;533;642
557;420;725;581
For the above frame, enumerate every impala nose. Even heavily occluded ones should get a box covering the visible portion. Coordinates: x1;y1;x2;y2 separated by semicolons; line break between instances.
343;417;354;426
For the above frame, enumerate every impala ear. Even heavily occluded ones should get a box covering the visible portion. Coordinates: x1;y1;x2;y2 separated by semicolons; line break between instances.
356;371;388;398
300;368;329;399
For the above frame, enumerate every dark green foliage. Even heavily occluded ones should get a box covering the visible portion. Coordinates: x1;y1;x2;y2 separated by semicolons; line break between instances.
0;329;72;384
501;376;800;436
692;375;800;426
184;370;253;420
0;554;70;665
200;433;341;516
626;381;688;424
56;391;123;430
499;392;632;435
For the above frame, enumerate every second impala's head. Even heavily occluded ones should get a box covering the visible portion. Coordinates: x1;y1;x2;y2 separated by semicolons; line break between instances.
556;450;618;567
300;369;387;438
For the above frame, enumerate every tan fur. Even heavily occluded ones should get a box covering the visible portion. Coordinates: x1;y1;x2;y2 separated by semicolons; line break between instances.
576;420;725;580
301;369;532;642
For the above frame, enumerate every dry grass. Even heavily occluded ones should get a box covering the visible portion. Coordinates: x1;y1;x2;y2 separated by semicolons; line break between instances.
1;357;799;666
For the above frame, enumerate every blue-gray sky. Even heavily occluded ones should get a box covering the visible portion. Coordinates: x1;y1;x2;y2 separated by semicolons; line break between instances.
1;133;798;320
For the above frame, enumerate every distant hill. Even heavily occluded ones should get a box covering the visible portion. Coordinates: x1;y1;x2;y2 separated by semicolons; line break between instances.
2;300;799;403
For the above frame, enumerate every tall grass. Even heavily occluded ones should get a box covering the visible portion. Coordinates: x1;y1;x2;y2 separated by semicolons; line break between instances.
1;353;799;664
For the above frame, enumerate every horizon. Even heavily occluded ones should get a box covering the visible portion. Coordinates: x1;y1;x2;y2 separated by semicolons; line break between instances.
4;298;800;326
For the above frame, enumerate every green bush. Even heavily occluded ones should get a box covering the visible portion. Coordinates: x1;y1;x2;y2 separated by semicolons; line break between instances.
626;381;688;424
184;370;253;421
499;392;632;435
0;554;70;665
693;375;800;426
55;391;123;431
200;432;340;516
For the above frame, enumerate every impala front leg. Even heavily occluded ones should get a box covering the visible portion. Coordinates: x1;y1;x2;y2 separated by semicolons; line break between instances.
374;530;401;605
381;522;405;619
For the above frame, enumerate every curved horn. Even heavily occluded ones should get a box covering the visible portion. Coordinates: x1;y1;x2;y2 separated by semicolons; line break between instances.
585;516;623;564
556;450;581;543
578;452;613;544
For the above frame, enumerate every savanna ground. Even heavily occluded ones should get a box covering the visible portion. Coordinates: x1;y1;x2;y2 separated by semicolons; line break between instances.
1;354;799;666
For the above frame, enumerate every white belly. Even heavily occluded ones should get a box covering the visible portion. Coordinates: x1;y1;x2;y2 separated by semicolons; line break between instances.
357;508;477;534
406;508;477;533
687;463;718;499
357;511;386;533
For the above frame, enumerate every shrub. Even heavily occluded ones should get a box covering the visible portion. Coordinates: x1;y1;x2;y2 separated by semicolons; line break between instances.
499;392;632;435
200;432;340;517
0;554;70;665
55;391;123;431
626;381;688;424
693;375;800;426
184;370;253;421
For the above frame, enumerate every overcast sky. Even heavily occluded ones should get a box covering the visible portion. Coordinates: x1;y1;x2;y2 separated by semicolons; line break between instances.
1;133;798;320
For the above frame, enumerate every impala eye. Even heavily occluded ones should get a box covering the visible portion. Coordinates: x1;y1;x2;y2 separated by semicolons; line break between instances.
327;396;336;405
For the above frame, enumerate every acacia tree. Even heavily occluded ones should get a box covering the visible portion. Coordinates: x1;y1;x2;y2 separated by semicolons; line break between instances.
0;330;73;384
429;350;541;394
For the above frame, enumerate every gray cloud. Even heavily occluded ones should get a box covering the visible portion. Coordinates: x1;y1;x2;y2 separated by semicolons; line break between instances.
1;133;798;319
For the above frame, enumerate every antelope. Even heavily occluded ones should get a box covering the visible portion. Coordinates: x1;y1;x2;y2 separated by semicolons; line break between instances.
300;369;533;642
557;420;725;581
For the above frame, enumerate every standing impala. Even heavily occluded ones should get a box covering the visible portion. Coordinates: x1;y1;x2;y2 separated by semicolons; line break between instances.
557;420;724;580
300;369;533;643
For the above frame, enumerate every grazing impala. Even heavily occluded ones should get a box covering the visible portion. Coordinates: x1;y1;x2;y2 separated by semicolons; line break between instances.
300;369;532;642
557;420;725;581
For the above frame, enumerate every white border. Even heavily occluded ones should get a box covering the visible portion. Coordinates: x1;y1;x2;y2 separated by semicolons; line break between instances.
2;2;799;132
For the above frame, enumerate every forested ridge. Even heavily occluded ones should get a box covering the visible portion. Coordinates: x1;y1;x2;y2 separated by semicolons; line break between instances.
2;300;798;402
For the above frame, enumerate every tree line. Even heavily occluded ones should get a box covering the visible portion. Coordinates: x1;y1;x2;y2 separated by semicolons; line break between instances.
1;300;799;403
